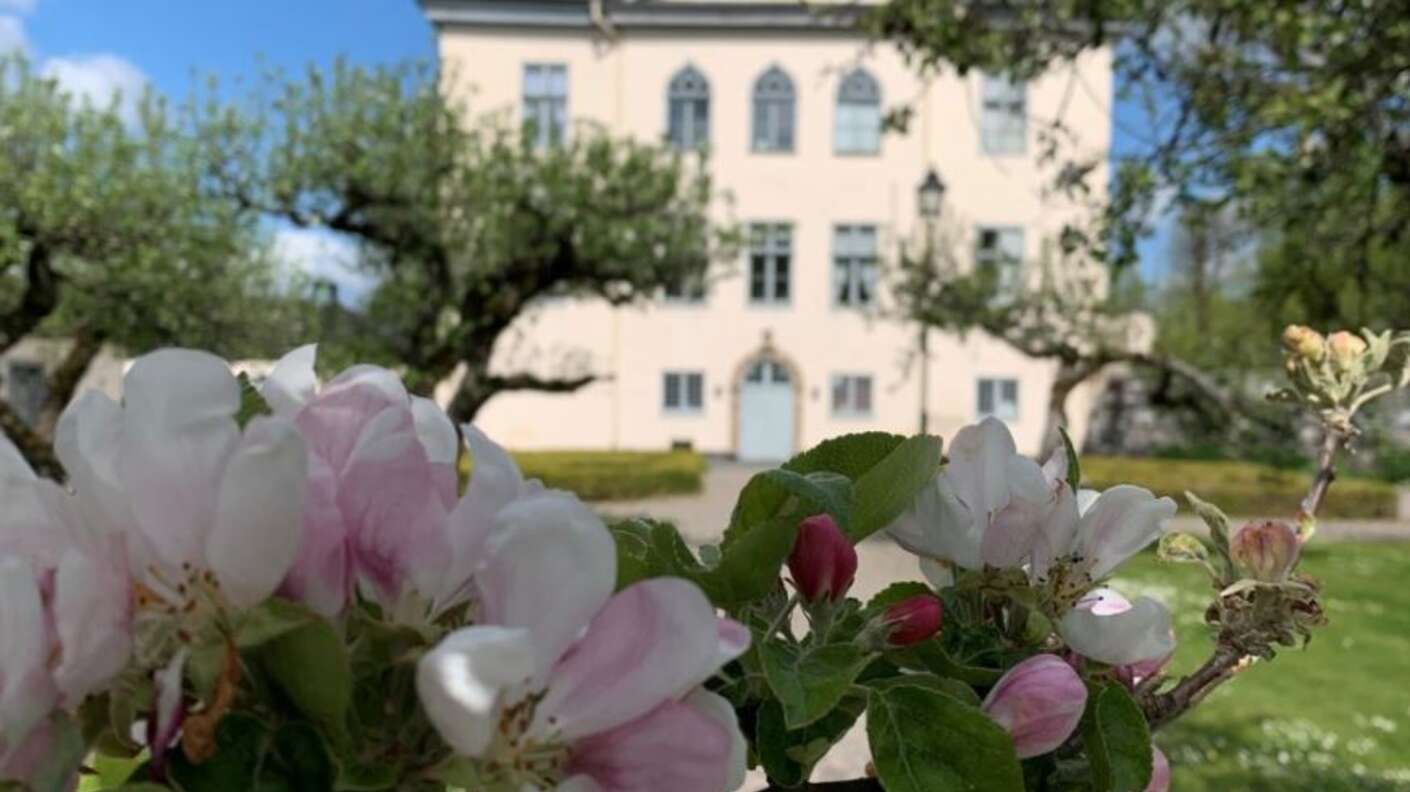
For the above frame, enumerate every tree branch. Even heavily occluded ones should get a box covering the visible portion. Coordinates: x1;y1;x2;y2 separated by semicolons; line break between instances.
761;779;882;792
0;398;63;480
0;241;61;356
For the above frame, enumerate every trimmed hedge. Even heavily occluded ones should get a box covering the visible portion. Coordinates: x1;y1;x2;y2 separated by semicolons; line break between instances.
1082;456;1400;520
462;450;707;502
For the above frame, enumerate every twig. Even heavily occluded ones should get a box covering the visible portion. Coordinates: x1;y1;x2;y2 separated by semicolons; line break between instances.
1297;422;1352;525
1141;647;1244;731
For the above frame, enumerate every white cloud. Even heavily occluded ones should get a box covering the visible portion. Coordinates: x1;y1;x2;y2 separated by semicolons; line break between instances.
0;15;27;54
0;0;37;13
272;226;377;305
41;54;148;124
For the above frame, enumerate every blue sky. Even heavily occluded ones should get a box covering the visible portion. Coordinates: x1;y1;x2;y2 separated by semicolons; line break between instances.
2;0;1170;288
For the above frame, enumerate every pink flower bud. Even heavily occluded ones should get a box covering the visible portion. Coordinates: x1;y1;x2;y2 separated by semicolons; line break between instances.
982;654;1088;759
1147;746;1171;792
1281;324;1325;361
1230;520;1300;582
788;514;858;603
884;594;943;646
1327;330;1367;372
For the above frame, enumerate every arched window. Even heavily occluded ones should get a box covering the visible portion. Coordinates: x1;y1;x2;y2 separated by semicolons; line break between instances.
835;68;881;154
751;66;795;153
667;65;710;149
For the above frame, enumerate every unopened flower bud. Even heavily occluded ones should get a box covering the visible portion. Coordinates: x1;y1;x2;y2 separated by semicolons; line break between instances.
1147;746;1171;792
788;514;858;603
883;594;943;646
1327;330;1367;372
981;654;1088;759
1230;520;1300;582
1282;325;1326;362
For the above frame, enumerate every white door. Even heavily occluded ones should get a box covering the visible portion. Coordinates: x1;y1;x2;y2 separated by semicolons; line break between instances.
738;360;794;462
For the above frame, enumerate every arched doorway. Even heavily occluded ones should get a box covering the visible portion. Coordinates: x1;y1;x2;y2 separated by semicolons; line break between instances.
736;356;797;462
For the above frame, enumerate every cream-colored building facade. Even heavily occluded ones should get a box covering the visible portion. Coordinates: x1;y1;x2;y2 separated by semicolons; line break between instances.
423;0;1113;459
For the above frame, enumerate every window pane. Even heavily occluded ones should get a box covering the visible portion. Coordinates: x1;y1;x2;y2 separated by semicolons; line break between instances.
855;377;873;412
664;373;681;408
773;254;790;301
524;64;545;96
750;255;768;301
771;363;790;384
857;260;874;304
687;373;704;408
831;377;848;412
835;258;853;305
978;379;995;415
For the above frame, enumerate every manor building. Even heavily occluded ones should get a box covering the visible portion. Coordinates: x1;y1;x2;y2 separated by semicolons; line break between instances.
420;0;1114;459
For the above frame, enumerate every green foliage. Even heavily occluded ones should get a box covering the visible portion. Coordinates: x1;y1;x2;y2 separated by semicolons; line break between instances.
196;59;732;417
258;619;353;741
1082;683;1154;792
1083;455;1398;519
866;683;1025;792
759;640;872;729
755;695;867;787
461;450;707;502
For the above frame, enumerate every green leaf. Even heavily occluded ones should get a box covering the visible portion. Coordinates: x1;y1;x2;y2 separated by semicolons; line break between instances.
707;514;800;607
1157;532;1211;566
759;640;873;729
235;372;272;428
235;598;320;649
865;673;981;707
867;684;1025;792
756;694;867;787
725;470;853;547
260;619;353;740
264;722;338;791
849;434;943;542
168;714;270;792
885;640;1003;686
610;518;706;591
1185;491;1237;579
863;581;934;618
1082;684;1154;792
1059;425;1081;493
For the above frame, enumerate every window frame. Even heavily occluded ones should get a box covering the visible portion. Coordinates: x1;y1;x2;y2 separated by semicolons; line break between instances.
977;377;1020;421
662;370;706;415
523;62;569;149
974;225;1025;297
979;73;1027;155
832;223;880;308
666;64;711;150
834;68;882;156
747;222;793;306
830;373;875;418
751;65;797;154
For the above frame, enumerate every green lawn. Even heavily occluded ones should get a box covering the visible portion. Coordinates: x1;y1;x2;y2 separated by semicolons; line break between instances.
460;449;708;501
1112;541;1410;791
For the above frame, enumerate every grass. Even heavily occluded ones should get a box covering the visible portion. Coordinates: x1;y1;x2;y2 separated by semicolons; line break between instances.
1083;456;1400;520
461;449;708;502
1112;541;1410;791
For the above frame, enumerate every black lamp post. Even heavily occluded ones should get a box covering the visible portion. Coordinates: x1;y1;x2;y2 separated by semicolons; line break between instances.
916;168;945;434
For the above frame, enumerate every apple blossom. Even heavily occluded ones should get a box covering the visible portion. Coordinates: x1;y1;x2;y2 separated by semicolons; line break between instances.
262;345;457;617
416;489;749;791
1282;325;1326;362
1060;588;1176;667
787;514;858;603
981;654;1088;759
1148;746;1172;792
1327;330;1367;372
1230;519;1300;582
884;594;944;647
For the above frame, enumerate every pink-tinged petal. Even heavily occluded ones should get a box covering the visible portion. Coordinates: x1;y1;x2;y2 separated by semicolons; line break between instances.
982;654;1087;759
51;538;132;706
338;405;452;606
293;365;406;472
919;557;955;589
278;455;352;617
1147;747;1171;792
416;626;535;758
566;699;731;792
0;476;74;570
261;344;319;415
1026;484;1080;584
981;456;1061;570
1061;593;1175;666
716;619;750;667
207;417;308;609
0;557;59;748
148;649;187;779
539;578;722;740
685;689;747;792
886;475;979;568
947;417;1020;530
119;350;240;573
0;430;33;481
0;716;67;787
476;491;615;681
1076;488;1100;516
435;426;529;610
411;397;458;467
1075;587;1133;616
1075;486;1176;579
53;391;131;535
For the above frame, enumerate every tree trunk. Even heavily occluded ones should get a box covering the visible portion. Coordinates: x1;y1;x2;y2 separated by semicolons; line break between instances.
34;328;105;439
0;398;63;479
1038;359;1107;460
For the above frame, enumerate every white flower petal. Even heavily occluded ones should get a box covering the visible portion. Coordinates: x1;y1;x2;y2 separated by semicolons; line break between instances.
54;390;130;532
947;417;1020;528
886;475;979;568
52;538;132;705
0;430;34;481
416;626;535;757
262;344;319;415
0;557;58;745
411;397;458;467
980;456;1056;569
686;688;748;792
207;417;308;608
1060;593;1175;666
1076;486;1177;578
477;491;615;682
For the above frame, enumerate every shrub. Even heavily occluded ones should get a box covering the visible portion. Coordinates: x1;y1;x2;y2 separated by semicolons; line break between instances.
1082;456;1399;519
462;450;707;502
